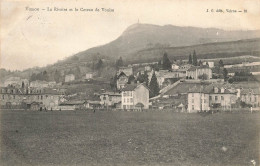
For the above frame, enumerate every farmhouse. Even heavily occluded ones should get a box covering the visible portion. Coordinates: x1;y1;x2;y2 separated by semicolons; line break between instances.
186;66;212;80
121;83;149;109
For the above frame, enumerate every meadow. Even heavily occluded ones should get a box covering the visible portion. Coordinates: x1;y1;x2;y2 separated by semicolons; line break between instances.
0;110;259;166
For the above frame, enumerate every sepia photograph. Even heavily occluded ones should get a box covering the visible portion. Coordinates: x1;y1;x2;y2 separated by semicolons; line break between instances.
0;0;260;165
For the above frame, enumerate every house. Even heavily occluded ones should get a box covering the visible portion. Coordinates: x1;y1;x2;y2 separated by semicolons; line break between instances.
65;74;75;82
171;64;179;70
117;66;133;76
148;70;186;88
117;72;128;90
100;92;121;108
202;61;214;68
186;66;212;80
85;73;93;79
0;86;62;110
240;88;260;107
121;83;149;109
187;85;237;113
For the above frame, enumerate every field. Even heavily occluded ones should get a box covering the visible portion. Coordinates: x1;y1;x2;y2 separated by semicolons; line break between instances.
1;110;259;166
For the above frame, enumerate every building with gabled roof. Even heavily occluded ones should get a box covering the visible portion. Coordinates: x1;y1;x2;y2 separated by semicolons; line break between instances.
187;84;237;113
117;72;128;90
121;83;149;109
186;65;212;80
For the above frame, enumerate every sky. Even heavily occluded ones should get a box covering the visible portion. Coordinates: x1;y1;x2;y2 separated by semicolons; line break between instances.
1;0;260;71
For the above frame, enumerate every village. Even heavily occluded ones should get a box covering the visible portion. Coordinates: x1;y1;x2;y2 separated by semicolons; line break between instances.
1;52;259;113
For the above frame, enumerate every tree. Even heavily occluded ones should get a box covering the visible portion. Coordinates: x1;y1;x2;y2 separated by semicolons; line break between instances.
162;53;172;70
143;71;149;87
22;81;25;88
54;70;61;83
188;53;192;64
219;60;224;67
96;59;103;70
110;74;117;90
127;75;135;84
149;72;160;98
223;68;228;81
115;57;124;68
192;50;197;66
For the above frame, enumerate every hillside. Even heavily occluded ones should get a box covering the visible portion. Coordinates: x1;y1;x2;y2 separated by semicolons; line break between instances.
1;24;260;82
73;23;260;62
129;38;260;64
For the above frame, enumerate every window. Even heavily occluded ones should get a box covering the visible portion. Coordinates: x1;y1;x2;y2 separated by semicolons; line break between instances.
221;96;224;100
255;96;257;102
103;97;106;100
109;96;112;101
123;105;126;109
130;98;133;103
127;98;129;103
192;105;194;110
13;95;15;99
41;96;43;100
192;93;194;97
204;99;206;103
192;99;194;103
209;96;212;101
124;98;126;103
215;96;218;101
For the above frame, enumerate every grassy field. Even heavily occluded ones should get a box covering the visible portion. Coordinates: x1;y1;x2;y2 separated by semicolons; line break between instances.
0;110;259;166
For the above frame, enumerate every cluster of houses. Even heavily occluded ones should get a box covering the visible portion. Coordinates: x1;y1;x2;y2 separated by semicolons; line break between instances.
1;60;259;112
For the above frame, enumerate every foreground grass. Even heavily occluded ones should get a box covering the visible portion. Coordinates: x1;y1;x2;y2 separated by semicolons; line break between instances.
0;110;259;166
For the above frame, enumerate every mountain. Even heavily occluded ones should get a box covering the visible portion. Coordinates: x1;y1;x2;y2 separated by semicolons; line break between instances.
1;23;260;82
73;23;260;62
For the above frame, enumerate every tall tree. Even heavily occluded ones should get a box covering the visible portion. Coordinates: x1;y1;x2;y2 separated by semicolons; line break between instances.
162;53;172;70
223;68;228;80
54;69;61;83
219;60;224;67
96;59;103;70
149;72;160;98
192;50;197;66
188;53;192;64
116;57;124;68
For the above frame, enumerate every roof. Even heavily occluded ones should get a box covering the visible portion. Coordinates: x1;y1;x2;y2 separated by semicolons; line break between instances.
121;83;149;92
188;84;235;94
240;88;260;95
100;92;121;96
117;72;127;79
